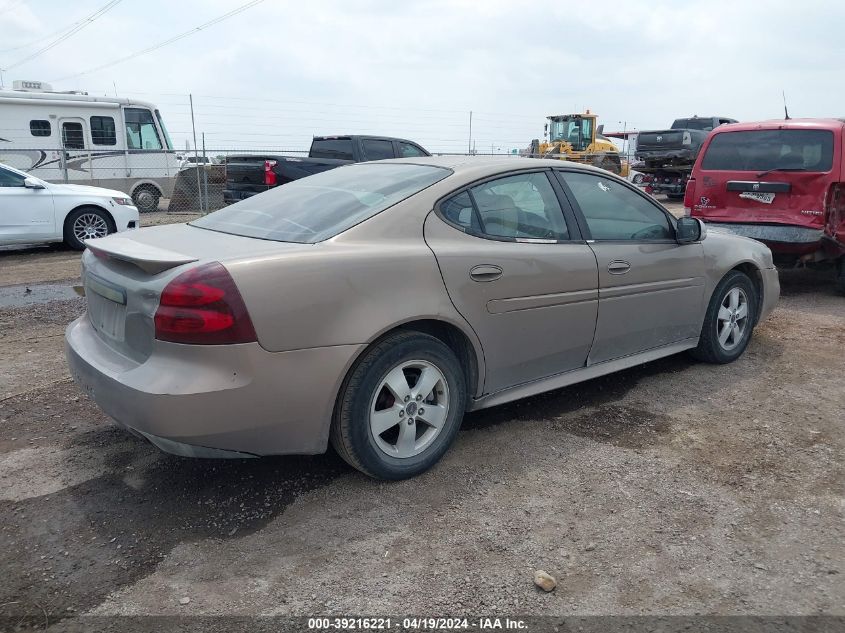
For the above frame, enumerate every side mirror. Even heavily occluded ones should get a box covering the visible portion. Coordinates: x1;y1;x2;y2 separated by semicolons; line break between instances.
23;177;45;189
676;216;704;243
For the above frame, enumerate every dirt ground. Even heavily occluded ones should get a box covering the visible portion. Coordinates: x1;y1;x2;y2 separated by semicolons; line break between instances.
1;203;843;627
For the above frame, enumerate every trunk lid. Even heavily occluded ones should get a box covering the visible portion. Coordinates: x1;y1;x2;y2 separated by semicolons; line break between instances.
81;223;310;361
691;169;830;230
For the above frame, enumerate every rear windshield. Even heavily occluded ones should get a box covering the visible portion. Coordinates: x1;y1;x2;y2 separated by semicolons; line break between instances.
310;138;354;160
701;129;834;172
191;163;451;243
673;118;715;131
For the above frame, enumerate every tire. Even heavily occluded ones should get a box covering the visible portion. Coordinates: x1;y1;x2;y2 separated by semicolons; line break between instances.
835;258;845;295
597;157;622;175
63;207;115;250
666;193;685;200
690;270;757;364
330;331;467;480
132;185;160;213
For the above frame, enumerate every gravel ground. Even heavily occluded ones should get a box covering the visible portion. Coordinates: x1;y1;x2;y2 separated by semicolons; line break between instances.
0;202;843;628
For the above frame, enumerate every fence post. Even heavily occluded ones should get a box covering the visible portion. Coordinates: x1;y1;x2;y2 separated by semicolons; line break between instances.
189;93;203;214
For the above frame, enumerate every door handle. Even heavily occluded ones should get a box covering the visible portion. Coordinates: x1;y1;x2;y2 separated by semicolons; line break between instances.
607;260;631;275
469;264;503;282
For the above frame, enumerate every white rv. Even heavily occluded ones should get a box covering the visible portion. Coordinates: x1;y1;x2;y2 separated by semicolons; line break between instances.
0;80;179;212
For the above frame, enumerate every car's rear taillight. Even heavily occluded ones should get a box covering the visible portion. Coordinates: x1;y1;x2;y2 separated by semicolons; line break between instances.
683;176;697;216
264;160;277;187
154;262;257;345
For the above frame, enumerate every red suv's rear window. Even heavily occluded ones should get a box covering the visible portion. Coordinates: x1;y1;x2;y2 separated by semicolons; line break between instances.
701;129;834;172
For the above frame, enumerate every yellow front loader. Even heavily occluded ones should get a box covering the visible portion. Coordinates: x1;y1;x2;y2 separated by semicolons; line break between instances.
529;111;628;176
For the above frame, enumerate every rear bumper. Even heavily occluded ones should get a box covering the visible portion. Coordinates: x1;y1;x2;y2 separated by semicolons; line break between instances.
704;222;825;255
65;315;364;457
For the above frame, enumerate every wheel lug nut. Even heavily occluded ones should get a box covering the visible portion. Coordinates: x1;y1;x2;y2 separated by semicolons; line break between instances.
404;395;410;402
399;410;404;417
418;408;425;414
415;395;422;401
407;418;414;425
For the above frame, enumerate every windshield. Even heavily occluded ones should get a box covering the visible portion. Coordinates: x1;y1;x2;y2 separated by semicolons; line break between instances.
701;129;834;172
191;163;451;243
548;117;593;151
155;109;174;150
673;118;714;131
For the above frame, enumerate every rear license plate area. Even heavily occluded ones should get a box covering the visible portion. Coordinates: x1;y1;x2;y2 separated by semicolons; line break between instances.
86;274;127;341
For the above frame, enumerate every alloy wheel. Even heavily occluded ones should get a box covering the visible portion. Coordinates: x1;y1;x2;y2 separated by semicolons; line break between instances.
73;213;109;242
369;360;450;459
717;287;749;351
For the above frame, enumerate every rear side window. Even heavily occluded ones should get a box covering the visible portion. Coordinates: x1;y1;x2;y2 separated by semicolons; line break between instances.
310;138;354;160
702;129;834;172
30;120;51;137
441;191;476;230
362;139;394;161
562;171;672;241
192;164;451;243
440;172;569;241
90;116;116;146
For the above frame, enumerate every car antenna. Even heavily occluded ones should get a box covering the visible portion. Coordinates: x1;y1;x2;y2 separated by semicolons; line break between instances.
782;90;790;120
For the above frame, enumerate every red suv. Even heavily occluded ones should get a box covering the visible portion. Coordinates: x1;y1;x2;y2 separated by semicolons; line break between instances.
685;118;845;292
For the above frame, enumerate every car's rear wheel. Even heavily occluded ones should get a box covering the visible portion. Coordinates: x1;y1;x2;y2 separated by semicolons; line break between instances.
690;270;757;364
64;207;115;250
330;331;466;480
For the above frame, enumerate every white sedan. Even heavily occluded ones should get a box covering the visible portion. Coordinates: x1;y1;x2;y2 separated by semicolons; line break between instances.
0;163;139;250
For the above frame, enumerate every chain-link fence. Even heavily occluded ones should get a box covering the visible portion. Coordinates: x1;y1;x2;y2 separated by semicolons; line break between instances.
0;146;637;216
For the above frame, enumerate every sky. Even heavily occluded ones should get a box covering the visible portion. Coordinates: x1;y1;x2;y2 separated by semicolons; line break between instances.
1;0;843;154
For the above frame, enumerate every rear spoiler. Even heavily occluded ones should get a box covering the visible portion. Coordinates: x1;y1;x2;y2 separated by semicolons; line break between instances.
86;237;198;275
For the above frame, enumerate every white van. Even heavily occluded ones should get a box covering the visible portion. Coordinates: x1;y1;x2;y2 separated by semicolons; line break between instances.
0;80;179;212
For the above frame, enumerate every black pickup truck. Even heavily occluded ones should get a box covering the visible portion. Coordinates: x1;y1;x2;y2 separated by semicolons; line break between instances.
635;116;737;198
223;135;430;204
636;116;737;167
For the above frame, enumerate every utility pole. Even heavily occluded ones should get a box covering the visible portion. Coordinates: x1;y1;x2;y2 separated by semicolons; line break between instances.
468;111;472;155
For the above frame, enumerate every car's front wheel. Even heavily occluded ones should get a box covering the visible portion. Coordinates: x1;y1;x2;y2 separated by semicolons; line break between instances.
64;207;115;250
330;331;466;480
690;270;757;364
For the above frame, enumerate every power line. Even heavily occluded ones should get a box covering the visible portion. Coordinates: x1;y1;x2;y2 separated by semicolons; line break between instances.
50;0;266;82
0;0;26;18
0;5;113;54
1;0;122;71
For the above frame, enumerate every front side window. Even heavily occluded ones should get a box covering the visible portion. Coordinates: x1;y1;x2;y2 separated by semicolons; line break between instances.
90;116;116;146
561;171;672;241
445;172;569;241
362;139;394;161
61;122;85;149
30;120;51;137
192;163;451;243
701;129;834;172
124;108;162;150
399;142;427;157
0;166;26;187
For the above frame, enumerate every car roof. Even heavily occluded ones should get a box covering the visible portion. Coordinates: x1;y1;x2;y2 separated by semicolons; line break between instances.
714;118;845;133
372;155;611;179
